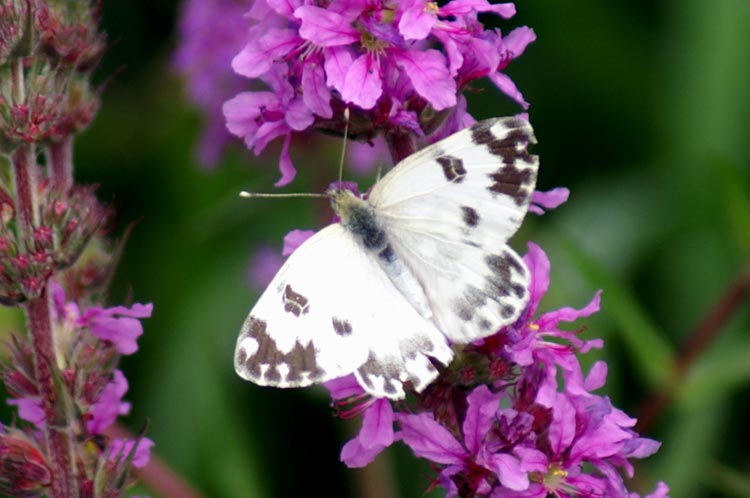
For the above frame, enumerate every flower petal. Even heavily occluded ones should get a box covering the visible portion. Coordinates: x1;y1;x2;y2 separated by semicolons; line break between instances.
503;26;537;59
302;63;333;118
489;72;529;109
398;0;436;40
396;413;465;465
463;385;500;454
440;0;515;18
87;370;130;434
490;453;529;491
522;242;550;317
341;53;383;109
232;29;299;78
393;49;456;110
529;187;569;215
275;132;297;186
324;46;354;93
295;6;359;46
360;399;394;449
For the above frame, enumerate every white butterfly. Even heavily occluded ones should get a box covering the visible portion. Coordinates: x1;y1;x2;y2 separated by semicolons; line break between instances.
235;117;539;399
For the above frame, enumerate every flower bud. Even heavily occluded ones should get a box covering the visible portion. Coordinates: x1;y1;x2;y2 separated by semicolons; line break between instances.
0;432;52;498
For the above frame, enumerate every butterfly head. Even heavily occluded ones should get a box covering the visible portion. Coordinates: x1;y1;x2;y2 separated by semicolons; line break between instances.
328;188;364;223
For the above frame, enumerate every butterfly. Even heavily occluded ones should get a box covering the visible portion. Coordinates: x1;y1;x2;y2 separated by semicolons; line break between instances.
234;117;539;399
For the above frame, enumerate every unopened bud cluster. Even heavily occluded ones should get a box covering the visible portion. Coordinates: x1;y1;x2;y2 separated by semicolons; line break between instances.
0;2;153;497
0;0;103;151
0;182;107;303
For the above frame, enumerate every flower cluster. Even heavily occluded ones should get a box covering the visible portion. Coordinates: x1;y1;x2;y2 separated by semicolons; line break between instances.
176;1;669;496
173;0;253;166
327;243;668;498
176;0;534;183
1;1;154;497
3;281;154;494
0;0;103;150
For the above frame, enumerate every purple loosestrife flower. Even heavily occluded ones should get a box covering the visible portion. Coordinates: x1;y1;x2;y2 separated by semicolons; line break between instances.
4;280;154;489
319;241;668;497
174;0;254;166
222;0;535;184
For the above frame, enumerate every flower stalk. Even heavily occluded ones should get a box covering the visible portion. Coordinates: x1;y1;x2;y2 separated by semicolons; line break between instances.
25;288;77;498
1;1;154;496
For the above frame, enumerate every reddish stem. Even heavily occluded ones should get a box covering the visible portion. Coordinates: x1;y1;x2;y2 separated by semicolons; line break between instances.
636;268;750;432
48;138;74;190
12;144;78;496
11;145;38;246
26;289;78;498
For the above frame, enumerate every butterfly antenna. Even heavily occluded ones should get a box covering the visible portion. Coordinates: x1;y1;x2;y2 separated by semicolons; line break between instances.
239;191;327;199
337;107;351;193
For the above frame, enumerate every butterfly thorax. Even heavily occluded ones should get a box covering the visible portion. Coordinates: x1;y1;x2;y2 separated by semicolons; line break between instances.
330;189;387;253
330;188;434;319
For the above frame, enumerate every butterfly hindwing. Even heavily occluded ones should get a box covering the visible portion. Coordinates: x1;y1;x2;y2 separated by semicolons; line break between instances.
370;117;538;342
234;224;453;399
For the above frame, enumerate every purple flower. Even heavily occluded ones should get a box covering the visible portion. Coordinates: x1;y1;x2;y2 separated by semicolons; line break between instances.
87;370;131;434
398;386;529;497
497;391;664;498
109;437;155;469
6;398;45;426
325;376;395;467
498;243;604;406
50;279;153;355
529;187;569;215
174;0;254;166
224;0;534;184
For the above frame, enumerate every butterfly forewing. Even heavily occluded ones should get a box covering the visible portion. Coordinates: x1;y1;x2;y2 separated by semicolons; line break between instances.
369;117;538;342
234;224;453;399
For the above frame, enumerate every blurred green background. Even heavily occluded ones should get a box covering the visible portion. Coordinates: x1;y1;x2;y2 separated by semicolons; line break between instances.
3;0;749;497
